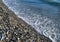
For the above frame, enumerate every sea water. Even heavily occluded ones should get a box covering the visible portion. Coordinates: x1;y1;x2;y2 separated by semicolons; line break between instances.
2;0;60;42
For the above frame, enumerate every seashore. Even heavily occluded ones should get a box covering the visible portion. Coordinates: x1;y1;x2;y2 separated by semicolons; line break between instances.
0;0;52;42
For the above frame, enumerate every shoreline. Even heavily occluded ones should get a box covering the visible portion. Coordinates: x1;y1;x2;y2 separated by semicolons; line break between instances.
0;0;52;42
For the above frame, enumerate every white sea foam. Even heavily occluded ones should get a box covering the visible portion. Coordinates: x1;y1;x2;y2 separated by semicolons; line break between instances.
2;0;60;42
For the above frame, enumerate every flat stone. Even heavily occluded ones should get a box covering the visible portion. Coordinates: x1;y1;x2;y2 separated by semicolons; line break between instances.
0;7;3;12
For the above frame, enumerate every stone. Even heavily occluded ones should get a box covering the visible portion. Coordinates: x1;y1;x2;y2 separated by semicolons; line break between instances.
0;7;3;12
0;33;2;40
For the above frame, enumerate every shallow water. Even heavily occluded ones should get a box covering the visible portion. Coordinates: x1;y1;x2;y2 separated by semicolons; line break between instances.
2;0;60;42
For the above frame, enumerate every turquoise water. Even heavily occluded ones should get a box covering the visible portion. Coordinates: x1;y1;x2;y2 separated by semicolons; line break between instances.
3;0;60;42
